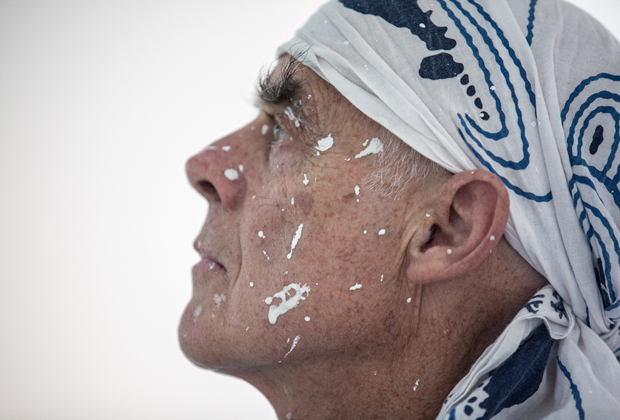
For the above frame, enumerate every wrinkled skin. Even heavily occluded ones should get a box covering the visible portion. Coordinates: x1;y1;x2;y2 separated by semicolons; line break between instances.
178;58;546;420
180;63;438;372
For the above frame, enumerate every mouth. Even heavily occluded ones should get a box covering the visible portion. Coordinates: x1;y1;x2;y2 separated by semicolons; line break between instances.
193;238;226;274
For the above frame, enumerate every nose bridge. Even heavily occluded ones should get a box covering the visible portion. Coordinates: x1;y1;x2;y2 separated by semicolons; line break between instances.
186;141;246;211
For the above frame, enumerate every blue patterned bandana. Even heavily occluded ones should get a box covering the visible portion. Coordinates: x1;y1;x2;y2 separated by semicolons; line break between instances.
279;0;620;418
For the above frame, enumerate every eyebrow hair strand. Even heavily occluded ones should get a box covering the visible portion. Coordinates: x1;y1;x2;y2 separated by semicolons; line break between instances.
256;49;308;105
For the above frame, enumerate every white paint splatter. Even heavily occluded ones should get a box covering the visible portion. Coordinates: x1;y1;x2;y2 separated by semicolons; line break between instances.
363;230;367;234
291;197;294;205
286;413;292;420
213;294;226;308
315;134;334;152
307;94;312;99
284;335;300;358
287;224;304;259
363;139;369;147
246;326;249;331
381;274;384;282
490;86;496;91
221;145;231;151
350;283;362;290
264;283;310;324
303;174;309;185
490;235;496;241
305;316;310;322
262;124;269;135
407;298;412;303
258;231;265;238
250;282;254;287
355;138;384;159
284;106;302;127
414;379;420;391
378;229;386;235
238;164;243;172
224;168;239;180
426;213;431;217
193;305;202;322
420;23;426;28
447;249;453;255
263;250;269;260
371;115;391;128
354;185;360;195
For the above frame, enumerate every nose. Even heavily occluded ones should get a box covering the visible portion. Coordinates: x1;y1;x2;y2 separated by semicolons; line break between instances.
186;139;246;211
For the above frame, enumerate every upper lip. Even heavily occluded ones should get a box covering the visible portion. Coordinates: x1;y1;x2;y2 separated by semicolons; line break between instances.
193;238;225;270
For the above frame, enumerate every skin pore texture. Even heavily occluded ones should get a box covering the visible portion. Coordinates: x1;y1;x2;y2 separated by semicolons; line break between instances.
179;56;548;420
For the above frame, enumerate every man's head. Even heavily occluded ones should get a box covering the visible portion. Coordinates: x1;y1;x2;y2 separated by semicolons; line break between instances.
179;54;546;418
179;0;620;417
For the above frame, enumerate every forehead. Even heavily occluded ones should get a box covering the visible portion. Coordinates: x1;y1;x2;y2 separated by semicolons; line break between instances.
259;54;375;132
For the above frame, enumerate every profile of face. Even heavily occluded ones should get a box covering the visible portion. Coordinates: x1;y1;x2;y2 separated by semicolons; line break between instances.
178;57;450;374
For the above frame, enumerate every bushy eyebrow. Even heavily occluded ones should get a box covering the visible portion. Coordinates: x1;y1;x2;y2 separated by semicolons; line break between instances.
256;51;306;105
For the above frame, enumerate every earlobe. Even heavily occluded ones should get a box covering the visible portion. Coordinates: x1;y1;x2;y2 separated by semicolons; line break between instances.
406;170;510;284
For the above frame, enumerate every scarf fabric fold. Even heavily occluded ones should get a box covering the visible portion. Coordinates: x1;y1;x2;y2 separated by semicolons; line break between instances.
279;0;620;418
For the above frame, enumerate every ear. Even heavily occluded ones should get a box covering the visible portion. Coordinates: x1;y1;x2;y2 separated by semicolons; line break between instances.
406;170;510;284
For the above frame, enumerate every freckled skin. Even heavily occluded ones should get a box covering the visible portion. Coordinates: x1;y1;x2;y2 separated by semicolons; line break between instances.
180;59;548;419
181;65;420;369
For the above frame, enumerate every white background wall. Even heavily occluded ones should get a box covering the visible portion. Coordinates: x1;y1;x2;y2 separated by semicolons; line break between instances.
0;1;618;419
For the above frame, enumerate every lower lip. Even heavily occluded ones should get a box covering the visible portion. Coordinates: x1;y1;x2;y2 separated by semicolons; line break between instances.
194;257;225;273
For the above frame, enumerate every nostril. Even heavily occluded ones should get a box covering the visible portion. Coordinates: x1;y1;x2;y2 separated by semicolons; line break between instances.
198;180;220;201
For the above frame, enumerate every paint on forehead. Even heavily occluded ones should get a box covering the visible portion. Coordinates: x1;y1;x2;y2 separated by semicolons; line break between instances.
315;134;334;152
192;305;202;322
262;124;269;135
303;174;309;185
224;168;239;180
263;250;270;260
371;115;391;128
264;283;310;324
355;138;384;159
291;197;294;205
284;335;300;358
284;106;302;127
305;316;310;321
287;224;304;259
221;145;231;151
378;229;386;235
350;283;362;290
355;185;360;195
258;231;265;238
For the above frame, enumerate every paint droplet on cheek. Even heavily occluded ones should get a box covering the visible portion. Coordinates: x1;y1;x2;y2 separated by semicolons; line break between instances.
305;316;310;322
291;197;294;205
426;213;431;217
258;231;265;238
355;185;360;195
239;164;244;172
250;282;254;287
447;249;453;255
224;168;239;180
407;298;412;303
265;297;273;304
490;235;496;241
262;124;269;135
381;275;384;282
378;229;386;235
364;230;367;234
350;283;362;290
303;174;309;185
221;145;231;151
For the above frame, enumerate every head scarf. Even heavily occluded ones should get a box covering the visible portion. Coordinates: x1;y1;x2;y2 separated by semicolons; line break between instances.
279;0;620;418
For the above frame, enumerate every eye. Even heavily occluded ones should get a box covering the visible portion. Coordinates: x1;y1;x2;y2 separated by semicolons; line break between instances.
272;123;291;143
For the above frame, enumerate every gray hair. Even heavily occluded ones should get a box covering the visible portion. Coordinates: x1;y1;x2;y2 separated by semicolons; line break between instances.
362;128;448;199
